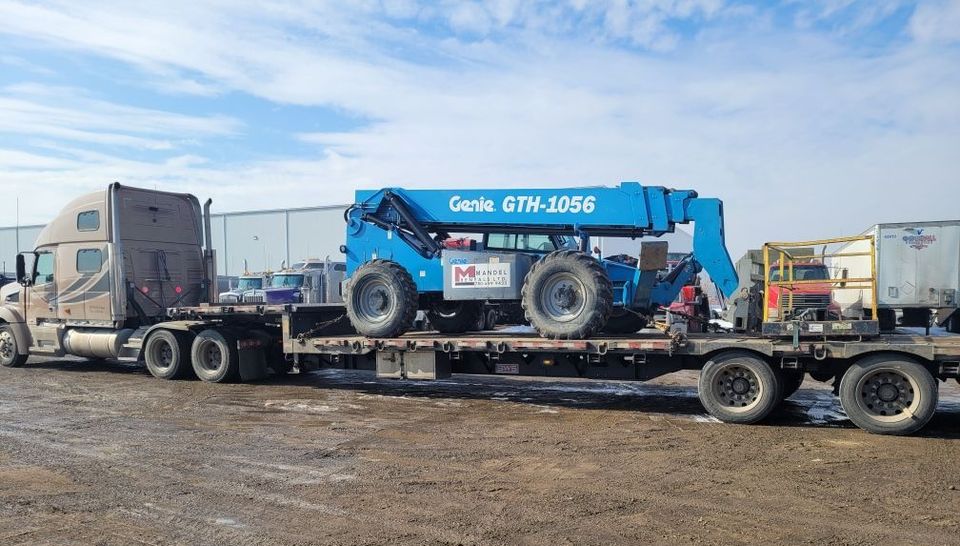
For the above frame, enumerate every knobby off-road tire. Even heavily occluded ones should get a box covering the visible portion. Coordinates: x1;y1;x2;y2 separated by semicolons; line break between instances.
839;354;937;435
522;251;613;340
698;351;782;424
143;329;193;379
344;260;419;338
0;324;28;368
427;301;484;334
191;329;240;383
602;308;649;334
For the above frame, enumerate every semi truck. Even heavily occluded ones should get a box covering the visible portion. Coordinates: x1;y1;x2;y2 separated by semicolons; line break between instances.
2;183;960;437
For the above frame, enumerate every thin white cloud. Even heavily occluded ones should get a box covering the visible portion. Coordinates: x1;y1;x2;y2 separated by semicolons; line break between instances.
0;1;956;258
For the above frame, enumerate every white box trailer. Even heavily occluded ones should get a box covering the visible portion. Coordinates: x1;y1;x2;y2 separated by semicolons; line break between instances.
829;221;960;329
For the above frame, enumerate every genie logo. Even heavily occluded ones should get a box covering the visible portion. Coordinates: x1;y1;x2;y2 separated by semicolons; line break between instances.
449;195;495;213
902;228;937;250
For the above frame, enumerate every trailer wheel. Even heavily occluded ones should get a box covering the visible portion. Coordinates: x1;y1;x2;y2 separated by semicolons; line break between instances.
427;301;483;333
344;260;418;338
522;251;613;339
144;329;192;379
602;308;648;334
0;324;28;368
778;370;805;400
698;351;781;424
839;354;937;435
191;329;239;383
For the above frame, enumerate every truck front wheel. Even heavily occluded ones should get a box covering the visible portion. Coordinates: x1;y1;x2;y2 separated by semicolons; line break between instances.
839;354;937;435
144;329;193;379
344;260;419;338
0;324;28;368
522;251;613;340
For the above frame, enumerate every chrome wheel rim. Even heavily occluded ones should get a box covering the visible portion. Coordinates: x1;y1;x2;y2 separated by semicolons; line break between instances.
0;331;15;362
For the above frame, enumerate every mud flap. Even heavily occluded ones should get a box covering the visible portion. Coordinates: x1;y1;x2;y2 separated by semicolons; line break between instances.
238;347;269;382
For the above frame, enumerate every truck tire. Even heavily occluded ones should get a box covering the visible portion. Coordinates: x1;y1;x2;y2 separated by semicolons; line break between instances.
778;370;805;400
344;260;418;338
602;308;648;334
144;329;192;379
427;301;483;334
521;251;613;339
839;354;937;435
0;324;28;368
191;329;240;383
698;351;781;424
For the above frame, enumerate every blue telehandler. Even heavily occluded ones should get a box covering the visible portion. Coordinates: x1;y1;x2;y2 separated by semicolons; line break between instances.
342;182;738;339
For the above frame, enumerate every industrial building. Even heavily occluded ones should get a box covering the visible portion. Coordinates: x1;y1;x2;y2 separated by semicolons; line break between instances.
1;200;693;278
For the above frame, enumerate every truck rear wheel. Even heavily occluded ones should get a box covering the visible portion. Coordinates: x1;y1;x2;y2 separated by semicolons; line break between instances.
521;251;612;340
698;351;781;424
427;301;483;334
0;324;28;368
839;354;937;435
602;308;648;334
191;329;239;383
144;329;193;379
344;260;418;338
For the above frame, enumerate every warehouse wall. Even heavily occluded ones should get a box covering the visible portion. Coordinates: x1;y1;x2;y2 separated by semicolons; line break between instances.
0;206;349;277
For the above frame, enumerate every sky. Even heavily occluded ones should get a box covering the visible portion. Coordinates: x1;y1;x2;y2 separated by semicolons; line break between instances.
0;0;958;256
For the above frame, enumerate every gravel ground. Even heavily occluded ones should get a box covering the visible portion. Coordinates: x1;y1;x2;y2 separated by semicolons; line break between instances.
2;356;959;545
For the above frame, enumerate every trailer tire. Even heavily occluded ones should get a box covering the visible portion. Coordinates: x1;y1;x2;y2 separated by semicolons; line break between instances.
344;260;418;338
839;354;937;435
144;329;192;380
522;251;613;339
427;301;483;334
602;308;648;334
0;324;28;368
778;370;805;400
698;351;781;424
191;329;240;383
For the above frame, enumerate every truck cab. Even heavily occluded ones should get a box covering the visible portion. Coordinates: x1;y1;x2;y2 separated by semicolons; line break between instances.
0;184;215;368
261;260;346;305
766;261;837;320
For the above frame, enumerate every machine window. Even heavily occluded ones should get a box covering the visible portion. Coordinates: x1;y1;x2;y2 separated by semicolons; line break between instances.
77;249;103;273
77;210;100;231
34;253;55;284
486;233;555;252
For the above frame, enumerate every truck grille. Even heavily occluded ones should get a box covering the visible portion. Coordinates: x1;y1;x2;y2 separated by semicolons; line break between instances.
783;293;831;308
245;294;264;303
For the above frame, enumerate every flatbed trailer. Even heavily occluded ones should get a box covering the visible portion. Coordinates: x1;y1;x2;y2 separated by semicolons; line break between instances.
154;302;960;436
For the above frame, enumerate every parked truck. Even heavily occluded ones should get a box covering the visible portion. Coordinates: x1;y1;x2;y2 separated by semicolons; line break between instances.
828;221;960;332
3;183;960;437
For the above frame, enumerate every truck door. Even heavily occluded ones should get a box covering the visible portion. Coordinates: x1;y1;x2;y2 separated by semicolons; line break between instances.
29;250;58;323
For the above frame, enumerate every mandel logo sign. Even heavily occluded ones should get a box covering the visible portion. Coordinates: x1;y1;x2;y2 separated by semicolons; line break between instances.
452;263;512;288
902;228;937;250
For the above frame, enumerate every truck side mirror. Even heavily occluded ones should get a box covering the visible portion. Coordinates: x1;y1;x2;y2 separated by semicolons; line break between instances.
15;253;29;286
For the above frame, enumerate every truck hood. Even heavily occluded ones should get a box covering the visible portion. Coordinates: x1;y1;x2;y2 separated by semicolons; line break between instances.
0;282;20;303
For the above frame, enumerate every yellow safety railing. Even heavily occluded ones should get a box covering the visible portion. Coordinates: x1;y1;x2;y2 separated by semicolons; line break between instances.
762;234;878;323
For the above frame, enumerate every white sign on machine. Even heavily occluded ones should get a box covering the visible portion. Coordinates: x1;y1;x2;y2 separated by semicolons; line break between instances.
451;263;512;288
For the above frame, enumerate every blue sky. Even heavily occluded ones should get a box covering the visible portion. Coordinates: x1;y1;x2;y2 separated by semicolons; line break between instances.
0;0;958;255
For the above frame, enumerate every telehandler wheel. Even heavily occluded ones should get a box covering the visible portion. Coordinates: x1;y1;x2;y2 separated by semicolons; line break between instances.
698;351;781;424
521;251;613;340
344;260;419;338
484;308;498;331
191;329;240;383
144;329;193;379
0;324;28;368
427;301;483;334
602;308;648;334
839;354;937;436
778;370;805;400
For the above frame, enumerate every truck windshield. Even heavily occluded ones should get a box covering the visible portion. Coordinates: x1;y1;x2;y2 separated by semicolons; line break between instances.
237;278;262;290
270;274;304;288
769;265;829;281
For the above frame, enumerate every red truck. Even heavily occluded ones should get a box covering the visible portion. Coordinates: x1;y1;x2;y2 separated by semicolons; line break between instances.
766;260;838;320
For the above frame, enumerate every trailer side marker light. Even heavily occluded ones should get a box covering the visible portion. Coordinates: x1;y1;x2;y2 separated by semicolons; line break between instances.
543;359;554;366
